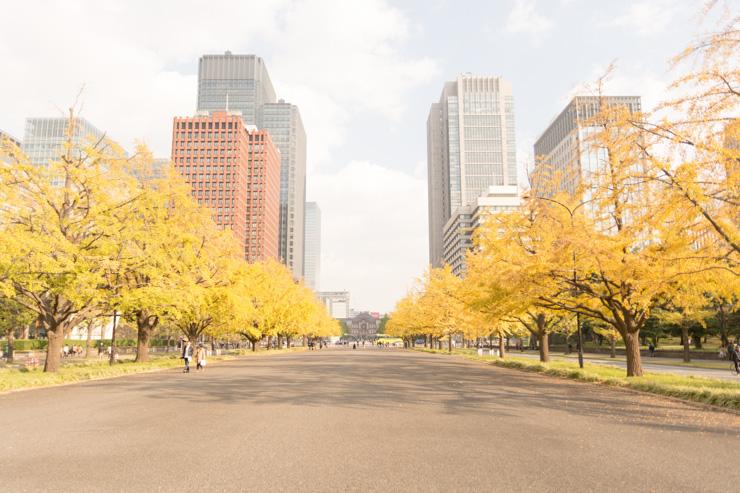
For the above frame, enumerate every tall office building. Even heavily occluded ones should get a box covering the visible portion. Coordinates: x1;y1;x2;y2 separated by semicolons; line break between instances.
197;52;276;127
22;117;106;168
171;111;280;262
427;74;517;267
196;52;306;279
533;95;642;197
262;100;306;278
303;201;321;290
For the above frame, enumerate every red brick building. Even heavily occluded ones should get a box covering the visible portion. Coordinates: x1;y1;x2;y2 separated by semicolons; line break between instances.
170;111;280;262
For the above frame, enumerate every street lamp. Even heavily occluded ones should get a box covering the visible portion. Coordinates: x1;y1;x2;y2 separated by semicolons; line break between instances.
536;195;590;369
108;310;119;366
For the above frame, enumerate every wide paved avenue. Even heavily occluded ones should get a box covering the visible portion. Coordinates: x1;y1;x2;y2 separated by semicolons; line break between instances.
2;350;739;492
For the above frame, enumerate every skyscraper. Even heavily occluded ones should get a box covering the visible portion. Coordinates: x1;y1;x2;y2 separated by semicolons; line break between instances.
197;52;276;127
532;96;642;198
196;52;306;279
427;75;517;267
304;201;321;290
262;100;306;278
170;111;280;262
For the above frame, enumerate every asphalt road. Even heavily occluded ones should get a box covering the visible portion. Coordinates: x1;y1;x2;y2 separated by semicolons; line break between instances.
1;349;739;492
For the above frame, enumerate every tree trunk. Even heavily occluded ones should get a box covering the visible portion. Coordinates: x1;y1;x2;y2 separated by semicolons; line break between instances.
135;312;158;363
44;325;64;372
682;325;690;363
135;326;150;362
623;331;643;377
538;331;549;362
448;333;452;353
287;337;291;348
498;336;505;359
85;319;94;359
610;336;616;358
267;335;272;350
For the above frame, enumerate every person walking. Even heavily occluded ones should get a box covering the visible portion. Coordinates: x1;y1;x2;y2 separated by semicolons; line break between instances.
648;342;656;357
729;343;740;374
181;339;193;373
195;344;206;371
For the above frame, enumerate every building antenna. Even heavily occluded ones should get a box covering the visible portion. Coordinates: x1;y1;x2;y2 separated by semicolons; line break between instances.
225;91;230;112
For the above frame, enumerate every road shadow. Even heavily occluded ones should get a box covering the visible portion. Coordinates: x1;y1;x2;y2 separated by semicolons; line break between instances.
85;350;739;436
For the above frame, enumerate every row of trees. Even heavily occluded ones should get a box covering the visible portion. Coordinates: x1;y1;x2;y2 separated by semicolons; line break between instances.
388;11;738;377
0;111;338;372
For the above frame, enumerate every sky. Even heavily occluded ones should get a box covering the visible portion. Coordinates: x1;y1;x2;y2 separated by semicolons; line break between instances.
0;0;733;313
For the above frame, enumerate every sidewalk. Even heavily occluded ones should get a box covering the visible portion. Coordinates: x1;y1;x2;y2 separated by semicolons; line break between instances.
514;350;739;381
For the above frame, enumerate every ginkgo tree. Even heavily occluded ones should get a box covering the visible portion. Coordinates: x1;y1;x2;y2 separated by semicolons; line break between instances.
0;111;140;372
465;207;566;363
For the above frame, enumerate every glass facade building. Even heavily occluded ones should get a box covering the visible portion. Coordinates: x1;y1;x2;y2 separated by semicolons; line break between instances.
427;75;517;267
22;117;106;168
533;96;642;198
197;52;277;127
303;201;321;291
262;101;307;278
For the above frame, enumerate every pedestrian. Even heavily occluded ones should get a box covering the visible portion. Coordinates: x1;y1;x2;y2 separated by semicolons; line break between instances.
648;342;655;357
195;344;206;371
728;342;736;362
730;343;740;375
719;344;726;359
181;339;193;373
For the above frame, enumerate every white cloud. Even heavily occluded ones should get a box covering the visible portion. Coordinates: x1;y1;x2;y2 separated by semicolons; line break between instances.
308;161;428;313
0;0;436;313
610;0;684;36
505;0;554;44
270;0;438;169
0;0;437;168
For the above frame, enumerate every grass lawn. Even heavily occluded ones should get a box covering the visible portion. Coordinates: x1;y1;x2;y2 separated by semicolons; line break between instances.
0;348;304;393
578;336;726;352
530;351;731;370
416;348;740;412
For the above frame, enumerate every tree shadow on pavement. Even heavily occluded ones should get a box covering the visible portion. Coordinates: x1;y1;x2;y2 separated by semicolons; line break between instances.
90;350;739;436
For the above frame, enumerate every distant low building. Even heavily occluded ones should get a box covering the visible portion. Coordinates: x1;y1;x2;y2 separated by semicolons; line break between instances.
342;312;379;340
442;185;521;276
